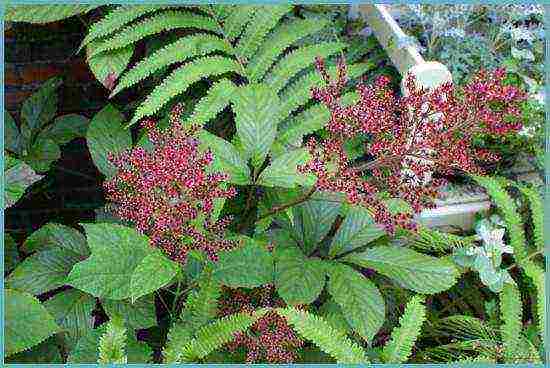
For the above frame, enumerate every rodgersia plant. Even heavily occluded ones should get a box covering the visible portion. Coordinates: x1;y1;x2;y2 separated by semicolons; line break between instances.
299;57;527;233
104;104;237;263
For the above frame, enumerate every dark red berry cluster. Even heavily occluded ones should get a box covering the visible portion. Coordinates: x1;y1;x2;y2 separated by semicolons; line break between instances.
218;285;304;363
104;104;237;264
299;58;527;234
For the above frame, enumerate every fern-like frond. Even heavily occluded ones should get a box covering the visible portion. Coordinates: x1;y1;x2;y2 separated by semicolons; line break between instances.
88;11;220;59
273;90;358;155
207;5;233;20
79;5;172;51
169;309;267;363
221;5;258;41
382;295;427;363
266;41;347;93
247;17;330;82
522;261;545;347
130;56;242;126
410;226;475;255
235;5;293;62
276;307;368;364
98;316;127;364
162;322;193;364
435;315;498;342
278;62;375;121
473;176;528;262
516;184;543;251
110;34;233;97
179;270;221;333
185;79;236;127
500;282;523;363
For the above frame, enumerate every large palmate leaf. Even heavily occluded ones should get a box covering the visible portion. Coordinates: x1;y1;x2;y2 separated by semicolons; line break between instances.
22;222;88;254
5;289;60;357
213;238;273;288
343;246;460;294
232;83;281;167
86;104;132;178
44;289;96;350
37;114;90;146
23;138;61;173
67;223;177;300
102;294;157;331
329;205;385;257
257;148;315;188
20;77;61;138
129;250;180;302
327;263;385;342
274;243;326;305
198;130;250;185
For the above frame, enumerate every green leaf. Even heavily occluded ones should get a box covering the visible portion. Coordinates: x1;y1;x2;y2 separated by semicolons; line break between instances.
67;223;158;300
6;5;97;23
213;239;273;288
5;289;60;357
274;245;326;305
23;138;61;173
44;289;96;350
5;111;22;154
343;246;460;294
5;337;62;363
318;299;353;335
87;43;135;89
129;250;180;302
4;157;43;208
20;77;61;137
277;307;367;364
329;205;385;257
4;234;19;272
38;114;89;145
22;222;89;255
381;295;427;363
7;225;89;295
131;56;241;126
257;148;315;188
102;294;157;330
291;195;342;254
500;282;523;362
327;263;385;342
69;323;152;363
86;104;132;178
179;268;221;332
98;316;127;364
232;83;281;167
185;79;236;127
198;130;250;185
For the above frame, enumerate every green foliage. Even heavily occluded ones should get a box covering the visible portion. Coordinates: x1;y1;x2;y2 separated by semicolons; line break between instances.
500;282;523;362
4;234;19;272
329;205;385;257
257;148;316;188
101;294;157;331
213;238;273;288
343;246;460;294
164;309;268;363
326;262;385;342
5;77;88;173
277;307;368;363
274;244;327;305
4;154;43;209
5;289;60;357
381;295;427;363
86;104;132;178
98;316;127;364
7;223;89;295
67;223;178;300
44;289;96;350
179;267;221;332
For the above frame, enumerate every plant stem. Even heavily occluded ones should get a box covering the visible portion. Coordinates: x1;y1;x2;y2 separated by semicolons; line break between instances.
256;186;317;222
505;249;544;272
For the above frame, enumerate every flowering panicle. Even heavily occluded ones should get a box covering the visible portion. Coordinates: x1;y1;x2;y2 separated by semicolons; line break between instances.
218;285;304;363
300;57;527;233
104;104;237;263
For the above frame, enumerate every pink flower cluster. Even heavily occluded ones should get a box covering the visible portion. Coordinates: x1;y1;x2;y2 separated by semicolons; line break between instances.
218;285;304;363
299;58;527;233
104;104;237;263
